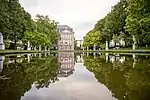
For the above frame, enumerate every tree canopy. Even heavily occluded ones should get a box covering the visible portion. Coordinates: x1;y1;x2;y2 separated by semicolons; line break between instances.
83;0;150;49
0;0;59;50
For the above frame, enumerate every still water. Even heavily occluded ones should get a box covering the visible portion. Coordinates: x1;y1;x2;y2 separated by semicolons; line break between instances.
0;52;150;100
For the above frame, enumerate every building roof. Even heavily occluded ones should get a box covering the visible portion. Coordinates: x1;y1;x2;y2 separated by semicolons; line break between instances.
57;25;73;31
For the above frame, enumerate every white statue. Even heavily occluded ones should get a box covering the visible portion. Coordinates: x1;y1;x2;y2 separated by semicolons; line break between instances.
0;32;5;50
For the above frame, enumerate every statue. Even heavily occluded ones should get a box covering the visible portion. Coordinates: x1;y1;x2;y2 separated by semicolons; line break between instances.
0;32;5;50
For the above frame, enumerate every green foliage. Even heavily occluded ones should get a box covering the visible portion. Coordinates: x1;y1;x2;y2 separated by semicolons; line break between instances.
84;55;150;100
0;54;60;99
0;0;59;50
23;15;59;48
125;0;150;46
83;0;128;48
84;0;150;48
35;14;59;45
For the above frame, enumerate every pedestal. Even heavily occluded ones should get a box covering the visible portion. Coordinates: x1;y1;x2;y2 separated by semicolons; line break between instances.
0;43;5;50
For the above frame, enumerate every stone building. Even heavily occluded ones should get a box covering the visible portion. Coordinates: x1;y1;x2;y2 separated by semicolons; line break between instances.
109;39;125;48
57;25;74;51
76;40;83;50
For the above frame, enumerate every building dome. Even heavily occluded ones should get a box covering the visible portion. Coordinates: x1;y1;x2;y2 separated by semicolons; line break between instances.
0;32;3;36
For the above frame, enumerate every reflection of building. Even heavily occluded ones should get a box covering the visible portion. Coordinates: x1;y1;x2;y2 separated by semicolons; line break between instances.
108;55;126;63
58;52;75;77
76;54;83;63
57;25;74;51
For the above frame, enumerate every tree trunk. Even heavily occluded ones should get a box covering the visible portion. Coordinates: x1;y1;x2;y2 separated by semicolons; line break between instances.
13;39;17;50
132;35;136;50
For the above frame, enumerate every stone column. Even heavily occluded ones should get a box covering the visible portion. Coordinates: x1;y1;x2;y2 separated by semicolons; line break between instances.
0;32;5;50
132;54;136;59
0;56;5;72
105;41;109;50
39;45;41;51
87;46;89;51
34;46;37;51
87;52;89;56
105;53;108;62
132;54;137;68
45;52;47;57
27;41;31;50
94;52;96;59
99;48;101;51
45;46;47;51
48;47;50;51
83;51;85;56
27;54;31;63
39;53;41;58
94;45;96;51
48;51;50;55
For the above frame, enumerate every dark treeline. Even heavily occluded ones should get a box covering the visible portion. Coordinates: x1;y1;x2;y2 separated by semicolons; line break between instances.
0;0;59;50
83;0;150;49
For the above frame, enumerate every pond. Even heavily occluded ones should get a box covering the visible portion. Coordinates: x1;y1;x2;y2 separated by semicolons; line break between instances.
0;52;150;100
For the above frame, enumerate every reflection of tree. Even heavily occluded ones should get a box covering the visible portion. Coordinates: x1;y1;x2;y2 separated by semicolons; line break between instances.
84;55;150;100
0;55;60;100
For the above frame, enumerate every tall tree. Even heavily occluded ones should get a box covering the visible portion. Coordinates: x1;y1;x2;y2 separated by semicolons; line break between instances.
125;0;150;48
7;0;31;49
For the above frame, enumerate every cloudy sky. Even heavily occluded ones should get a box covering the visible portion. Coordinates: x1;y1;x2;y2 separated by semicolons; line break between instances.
19;0;119;40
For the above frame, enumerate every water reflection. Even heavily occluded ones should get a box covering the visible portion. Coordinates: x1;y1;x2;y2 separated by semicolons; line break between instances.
58;52;75;77
84;53;150;100
21;52;115;100
0;56;4;72
0;52;150;100
0;53;60;100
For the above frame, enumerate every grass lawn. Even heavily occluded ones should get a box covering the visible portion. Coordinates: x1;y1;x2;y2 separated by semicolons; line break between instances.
79;49;150;53
0;50;41;55
1;48;150;55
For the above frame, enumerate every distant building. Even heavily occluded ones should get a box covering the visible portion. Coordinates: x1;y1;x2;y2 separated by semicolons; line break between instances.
58;52;75;77
57;25;74;51
109;39;125;48
76;40;83;50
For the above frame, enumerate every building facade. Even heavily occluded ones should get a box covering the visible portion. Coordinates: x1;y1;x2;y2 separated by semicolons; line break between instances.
109;39;125;48
76;40;83;50
57;25;74;51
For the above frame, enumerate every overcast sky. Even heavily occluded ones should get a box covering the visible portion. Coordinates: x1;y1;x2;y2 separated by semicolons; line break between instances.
19;0;119;40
